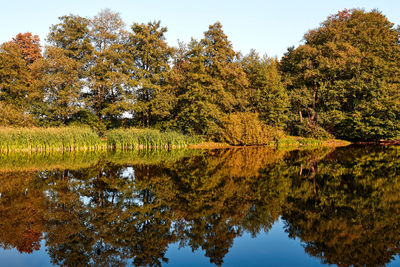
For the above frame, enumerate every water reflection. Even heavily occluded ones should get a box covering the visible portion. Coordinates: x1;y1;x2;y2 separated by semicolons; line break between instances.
0;146;399;266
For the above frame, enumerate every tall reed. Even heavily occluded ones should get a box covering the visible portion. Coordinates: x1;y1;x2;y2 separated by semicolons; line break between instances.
0;127;104;152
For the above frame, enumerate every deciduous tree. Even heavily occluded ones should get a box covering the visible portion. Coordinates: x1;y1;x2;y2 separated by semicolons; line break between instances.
281;9;400;140
127;21;174;128
242;50;289;128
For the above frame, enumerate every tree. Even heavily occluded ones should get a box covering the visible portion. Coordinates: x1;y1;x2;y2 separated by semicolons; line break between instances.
169;22;248;137
47;14;93;62
42;14;94;126
280;9;400;141
242;50;289;128
127;21;174;128
168;40;222;136
200;22;248;113
32;47;83;124
0;42;35;126
12;32;41;65
86;9;131;127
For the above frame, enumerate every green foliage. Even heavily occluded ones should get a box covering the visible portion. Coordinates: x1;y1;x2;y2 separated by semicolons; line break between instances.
67;109;107;134
32;47;83;124
2;9;400;143
127;21;174;128
242;50;290;128
169;22;248;137
281;9;400;141
105;128;200;149
47;14;93;61
291;121;332;140
86;9;132;126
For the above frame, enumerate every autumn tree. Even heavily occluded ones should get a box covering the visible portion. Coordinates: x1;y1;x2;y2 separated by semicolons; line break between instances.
12;33;41;65
0;32;45;126
127;21;174;128
200;22;248;112
281;9;400;140
0;42;36;126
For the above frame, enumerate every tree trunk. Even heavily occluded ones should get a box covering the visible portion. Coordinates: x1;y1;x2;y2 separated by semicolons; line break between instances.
299;110;303;123
146;109;150;128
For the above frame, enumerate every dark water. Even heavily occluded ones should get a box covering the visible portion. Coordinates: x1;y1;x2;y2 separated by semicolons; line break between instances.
0;146;400;267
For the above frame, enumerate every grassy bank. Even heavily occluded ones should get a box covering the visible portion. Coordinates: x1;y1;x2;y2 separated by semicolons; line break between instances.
0;127;200;152
0;127;349;152
0;127;104;152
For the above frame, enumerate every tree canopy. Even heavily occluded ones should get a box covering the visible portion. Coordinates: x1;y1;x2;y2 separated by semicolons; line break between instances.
1;8;399;141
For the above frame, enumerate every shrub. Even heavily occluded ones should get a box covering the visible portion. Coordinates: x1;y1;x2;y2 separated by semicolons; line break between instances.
67;110;106;135
292;121;332;140
218;112;284;145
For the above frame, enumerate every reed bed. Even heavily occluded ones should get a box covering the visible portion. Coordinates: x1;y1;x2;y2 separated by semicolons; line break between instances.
0;127;104;152
105;128;200;150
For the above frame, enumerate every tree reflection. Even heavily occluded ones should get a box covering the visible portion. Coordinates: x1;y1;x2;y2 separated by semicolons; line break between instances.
0;146;399;266
282;146;400;267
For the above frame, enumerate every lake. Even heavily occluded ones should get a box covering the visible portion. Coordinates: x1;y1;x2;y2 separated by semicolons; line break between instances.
0;145;399;266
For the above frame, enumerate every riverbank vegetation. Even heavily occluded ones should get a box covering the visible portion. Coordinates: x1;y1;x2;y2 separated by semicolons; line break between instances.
0;127;103;152
0;127;201;152
0;126;348;152
1;8;399;145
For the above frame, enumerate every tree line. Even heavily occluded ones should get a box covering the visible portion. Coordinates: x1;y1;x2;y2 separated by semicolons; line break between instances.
1;8;399;141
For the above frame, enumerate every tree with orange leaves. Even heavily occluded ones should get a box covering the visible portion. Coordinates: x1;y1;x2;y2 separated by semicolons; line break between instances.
12;33;41;65
0;33;43;126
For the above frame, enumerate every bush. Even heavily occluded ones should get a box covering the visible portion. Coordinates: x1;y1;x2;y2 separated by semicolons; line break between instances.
292;121;332;140
67;110;106;135
218;112;284;145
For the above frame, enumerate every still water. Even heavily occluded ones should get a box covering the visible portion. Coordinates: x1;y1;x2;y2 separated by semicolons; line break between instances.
0;146;399;266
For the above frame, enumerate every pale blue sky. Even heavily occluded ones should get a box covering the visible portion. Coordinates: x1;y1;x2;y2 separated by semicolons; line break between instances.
1;0;399;58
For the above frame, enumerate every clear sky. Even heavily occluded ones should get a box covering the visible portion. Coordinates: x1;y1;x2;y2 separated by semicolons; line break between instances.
1;0;399;58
